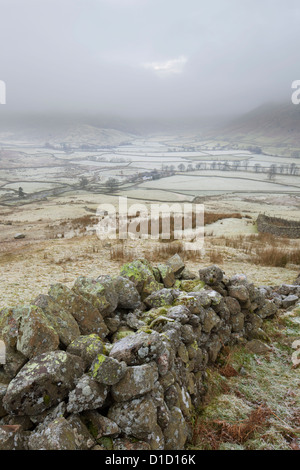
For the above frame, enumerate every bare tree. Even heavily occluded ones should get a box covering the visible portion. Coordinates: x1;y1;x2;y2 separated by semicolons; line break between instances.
105;177;119;191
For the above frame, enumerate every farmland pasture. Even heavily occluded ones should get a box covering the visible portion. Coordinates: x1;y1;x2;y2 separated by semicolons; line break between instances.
0;135;299;208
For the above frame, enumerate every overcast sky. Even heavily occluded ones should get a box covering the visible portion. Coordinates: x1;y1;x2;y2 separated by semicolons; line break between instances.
0;0;299;118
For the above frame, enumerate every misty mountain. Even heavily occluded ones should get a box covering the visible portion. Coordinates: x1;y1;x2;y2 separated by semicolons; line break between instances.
211;101;300;148
0;112;233;146
0;113;137;147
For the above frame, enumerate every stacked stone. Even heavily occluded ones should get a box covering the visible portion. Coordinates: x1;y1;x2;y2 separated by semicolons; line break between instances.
262;284;300;310
0;255;280;450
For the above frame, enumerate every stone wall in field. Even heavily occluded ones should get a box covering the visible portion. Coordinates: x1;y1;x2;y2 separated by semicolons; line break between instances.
0;255;289;450
257;214;300;238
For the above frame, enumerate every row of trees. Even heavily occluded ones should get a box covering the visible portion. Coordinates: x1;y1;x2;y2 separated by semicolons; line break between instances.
174;161;299;176
76;160;299;193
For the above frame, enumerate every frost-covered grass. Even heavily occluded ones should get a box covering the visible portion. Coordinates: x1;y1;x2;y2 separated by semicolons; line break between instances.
190;308;300;450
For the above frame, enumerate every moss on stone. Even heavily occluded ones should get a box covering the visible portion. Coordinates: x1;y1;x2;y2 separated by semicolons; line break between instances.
99;436;113;450
43;394;51;406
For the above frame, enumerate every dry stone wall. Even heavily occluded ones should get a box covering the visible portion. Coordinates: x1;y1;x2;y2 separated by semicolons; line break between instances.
0;254;298;450
257;214;300;238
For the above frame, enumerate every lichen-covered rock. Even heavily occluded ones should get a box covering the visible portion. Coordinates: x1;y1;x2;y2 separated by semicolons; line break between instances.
166;254;185;278
201;308;221;333
156;347;172;376
252;287;267;310
81;410;120;439
33;294;81;347
228;285;250;303
164;384;179;409
112;276;142;310
199;265;223;285
105;313;121;334
109;331;165;365
180;324;197;344
72;276;118;317
30;401;67;427
0;258;288;451
166;305;190;324
205;289;223;306
90;354;127;385
113;437;151;450
180;267;197;280
3;351;84;416
148;423;165;450
282;295;299;309
111;326;135;343
67;414;96;450
277;284;300;296
177;342;189;363
244;312;263;335
163;406;188;450
230;273;248;285
107;395;158;440
159;323;182;351
175;383;192;418
173;292;209;315
0;425;25;450
66;334;105;369
256;300;278;319
144;288;175;309
125;311;147;330
27;417;78;450
0;384;8;418
205;334;222;363
224;296;242;315
156;263;175;288
141;277;164;300
213;298;231;321
230;312;245;333
0;347;27;381
48;283;109;338
67;374;108;413
119;259;162;298
180;279;205;292
0;306;59;362
111;362;159;402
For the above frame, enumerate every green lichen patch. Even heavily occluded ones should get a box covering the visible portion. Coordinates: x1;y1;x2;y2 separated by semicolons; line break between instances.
140;307;169;326
180;280;205;293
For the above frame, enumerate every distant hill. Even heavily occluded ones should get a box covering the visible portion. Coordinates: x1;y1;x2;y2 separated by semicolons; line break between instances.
0;113;136;147
210;102;300;152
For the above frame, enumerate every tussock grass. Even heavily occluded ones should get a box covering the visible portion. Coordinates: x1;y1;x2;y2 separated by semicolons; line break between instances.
253;246;300;267
109;243;136;262
150;241;202;261
208;231;299;267
209;249;224;264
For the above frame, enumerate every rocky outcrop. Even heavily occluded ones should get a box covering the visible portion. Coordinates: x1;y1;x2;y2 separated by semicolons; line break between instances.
0;257;297;450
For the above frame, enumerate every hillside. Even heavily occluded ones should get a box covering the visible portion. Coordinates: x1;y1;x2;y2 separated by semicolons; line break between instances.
0;114;136;147
208;102;300;155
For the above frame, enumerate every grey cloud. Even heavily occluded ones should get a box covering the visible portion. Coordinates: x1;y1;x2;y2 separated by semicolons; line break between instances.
0;0;299;118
